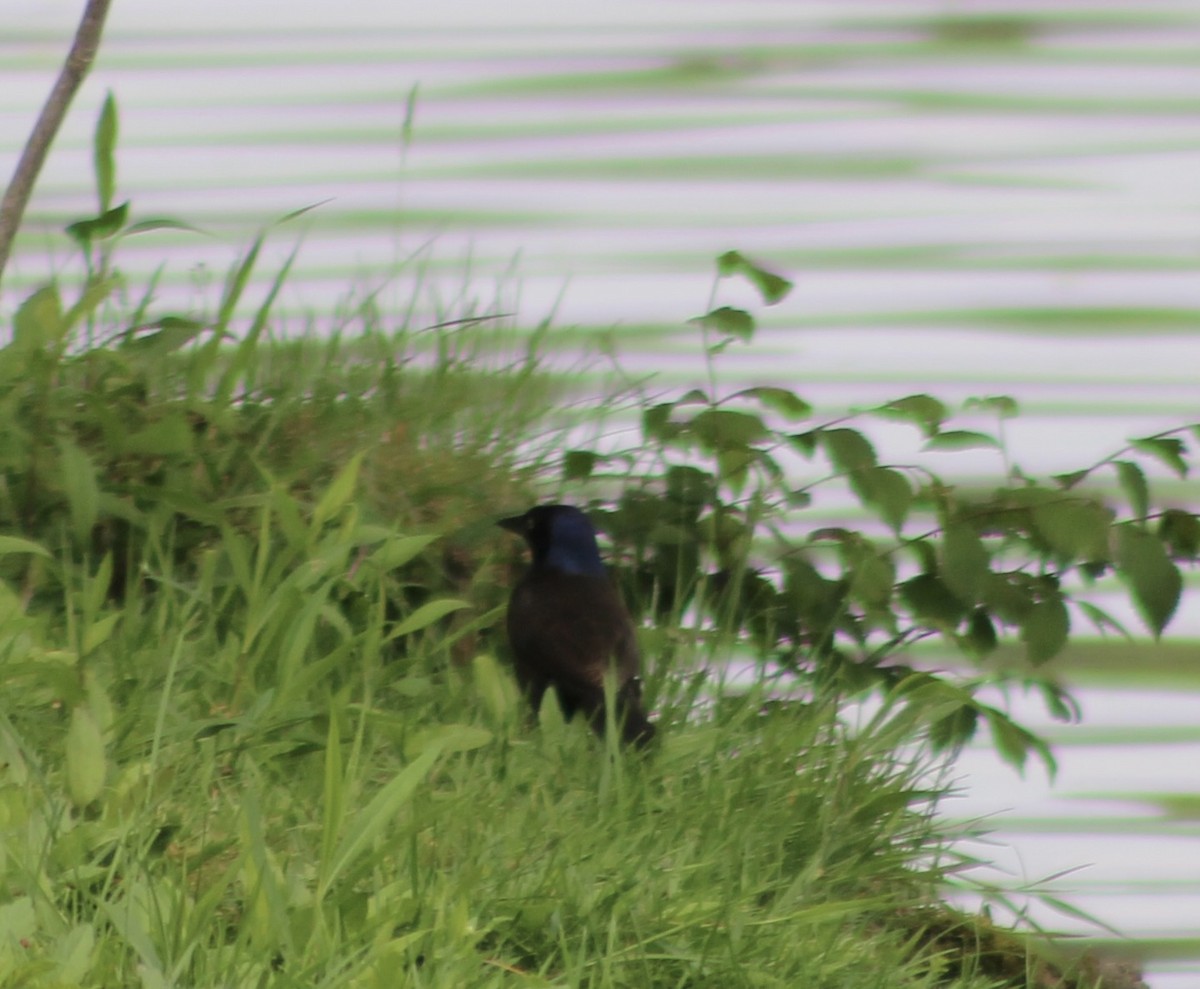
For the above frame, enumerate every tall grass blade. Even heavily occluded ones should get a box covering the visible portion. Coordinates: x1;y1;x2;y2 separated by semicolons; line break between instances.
317;739;444;900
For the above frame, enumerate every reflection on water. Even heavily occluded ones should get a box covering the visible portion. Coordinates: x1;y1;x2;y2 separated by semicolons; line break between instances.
3;1;1199;983
945;687;1200;970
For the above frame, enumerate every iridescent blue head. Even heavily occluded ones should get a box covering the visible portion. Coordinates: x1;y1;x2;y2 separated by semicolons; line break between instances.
498;504;606;577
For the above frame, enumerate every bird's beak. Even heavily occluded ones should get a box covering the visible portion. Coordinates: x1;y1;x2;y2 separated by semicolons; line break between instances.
497;514;527;535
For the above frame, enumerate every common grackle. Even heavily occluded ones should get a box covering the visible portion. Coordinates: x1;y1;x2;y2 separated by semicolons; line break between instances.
498;504;655;747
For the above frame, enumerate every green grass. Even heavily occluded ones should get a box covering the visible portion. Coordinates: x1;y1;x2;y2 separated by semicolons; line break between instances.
0;283;1136;987
0;541;1058;987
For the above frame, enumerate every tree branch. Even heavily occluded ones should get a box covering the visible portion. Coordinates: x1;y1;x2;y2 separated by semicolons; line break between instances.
0;0;114;289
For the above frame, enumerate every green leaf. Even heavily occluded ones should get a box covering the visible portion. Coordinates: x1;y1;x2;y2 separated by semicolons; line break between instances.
1032;499;1111;564
391;676;433;699
963;609;998;656
472;653;519;725
402;82;419;147
119;316;206;357
312;452;365;530
65;201;130;246
320;705;345;882
85;555;114;622
1036;681;1081;723
214;243;300;407
642;402;680;442
58;441;101;544
665;464;716;507
53;925;96;984
536;687;568;740
66;706;106;807
404;724;492;759
1053;469;1089;490
1130;435;1188;478
211;232;264;342
63;275;119;334
824;430;890;518
688;408;769;452
784;555;845;629
274;199;332;225
964;395;1019;418
1114;460;1148;519
850;553;894;609
94;92;118;212
388;599;470;639
367;534;439;572
983;573;1034;624
787;431;819;457
873;394;947;437
13;284;64;349
929;703;979;754
820;428;877;473
809;527;855;544
122;414;195;457
83;612;121;655
688;306;755;342
713;250;744;277
563;449;600;481
714;250;793;304
900;573;967;626
1022;596;1069;664
264;484;307;553
887;672;972;727
734;386;811;420
986;707;1055;775
923;429;1001;452
123;216;203;237
0;898;36;948
318;740;443;898
941;523;990;605
1159;509;1200;560
861;467;912;533
0;535;51;557
716;446;757;494
906;539;936;574
1115;523;1182;637
1076;601;1130;639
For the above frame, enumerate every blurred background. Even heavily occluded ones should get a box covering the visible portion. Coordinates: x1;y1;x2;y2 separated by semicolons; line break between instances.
3;1;1198;984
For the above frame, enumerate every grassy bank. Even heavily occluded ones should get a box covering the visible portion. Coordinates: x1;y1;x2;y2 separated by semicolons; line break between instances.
0;278;1144;987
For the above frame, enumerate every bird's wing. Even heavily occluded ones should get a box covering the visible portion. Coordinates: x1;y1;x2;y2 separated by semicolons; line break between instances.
507;572;654;745
507;573;638;689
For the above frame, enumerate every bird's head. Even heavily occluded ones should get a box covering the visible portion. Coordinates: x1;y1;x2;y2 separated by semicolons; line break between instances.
498;504;606;577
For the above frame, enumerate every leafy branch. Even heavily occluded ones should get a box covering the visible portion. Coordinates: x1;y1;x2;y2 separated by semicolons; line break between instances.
564;252;1199;772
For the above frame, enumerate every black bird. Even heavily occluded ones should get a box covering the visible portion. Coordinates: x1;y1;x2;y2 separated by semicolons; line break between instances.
498;504;655;747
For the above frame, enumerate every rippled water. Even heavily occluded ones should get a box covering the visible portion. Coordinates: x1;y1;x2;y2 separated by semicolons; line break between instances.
3;1;1199;983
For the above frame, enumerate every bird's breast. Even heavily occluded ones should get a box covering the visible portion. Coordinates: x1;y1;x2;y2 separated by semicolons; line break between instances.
507;570;640;686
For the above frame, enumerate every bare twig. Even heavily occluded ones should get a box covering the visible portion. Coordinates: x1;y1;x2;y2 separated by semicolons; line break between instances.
0;0;114;288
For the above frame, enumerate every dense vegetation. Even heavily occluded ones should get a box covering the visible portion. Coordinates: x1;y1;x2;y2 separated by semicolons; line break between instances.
0;94;1194;987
